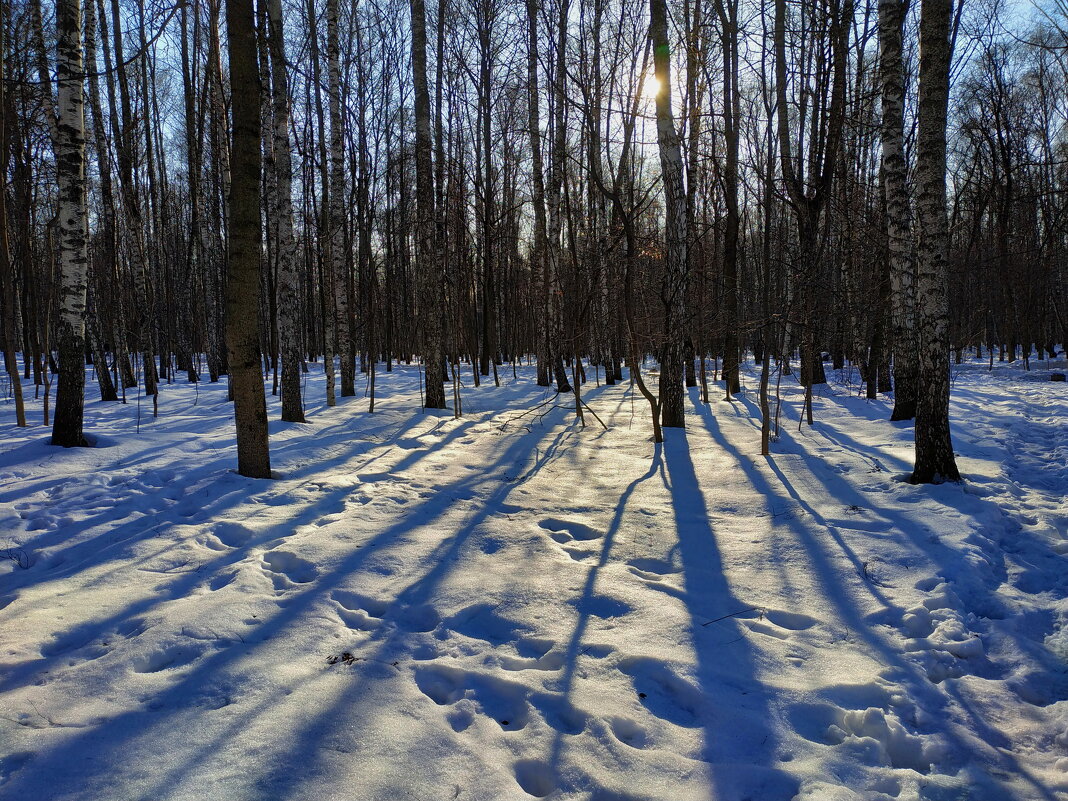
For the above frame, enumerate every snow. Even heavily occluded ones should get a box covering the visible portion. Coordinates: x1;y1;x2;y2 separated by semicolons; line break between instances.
0;355;1066;800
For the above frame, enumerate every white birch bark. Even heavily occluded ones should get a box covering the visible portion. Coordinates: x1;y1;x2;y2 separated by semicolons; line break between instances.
327;0;355;398
267;0;306;422
880;0;918;420
911;0;960;482
51;0;90;446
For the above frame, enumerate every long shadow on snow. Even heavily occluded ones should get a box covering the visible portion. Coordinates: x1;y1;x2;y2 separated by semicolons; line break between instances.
661;432;799;800
249;424;579;801
541;446;660;793
0;395;582;799
710;389;1061;800
0;401;468;601
0;415;481;699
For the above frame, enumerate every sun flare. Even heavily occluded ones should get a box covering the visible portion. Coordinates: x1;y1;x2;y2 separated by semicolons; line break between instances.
644;75;662;99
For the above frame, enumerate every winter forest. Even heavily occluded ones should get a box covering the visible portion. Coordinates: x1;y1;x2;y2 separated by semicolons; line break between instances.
0;0;1067;794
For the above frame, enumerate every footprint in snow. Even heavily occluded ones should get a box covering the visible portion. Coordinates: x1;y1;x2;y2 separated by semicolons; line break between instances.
571;595;631;619
414;664;530;730
332;591;440;633
333;590;388;630
608;715;652;749
626;557;681;582
538;518;602;542
207;570;239;591
513;760;556;798
762;609;819;630
562;546;598;562
499;640;565;672
213;521;258;548
262;551;318;591
617;656;704;728
480;536;506;554
443;602;529;645
132;642;206;674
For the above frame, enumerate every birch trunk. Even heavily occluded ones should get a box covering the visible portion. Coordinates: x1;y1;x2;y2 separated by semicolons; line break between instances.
880;0;918;421
911;0;959;483
51;0;90;447
306;0;335;406
267;0;305;422
327;0;354;397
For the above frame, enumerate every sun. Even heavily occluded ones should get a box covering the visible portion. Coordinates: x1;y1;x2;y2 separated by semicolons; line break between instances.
644;75;662;99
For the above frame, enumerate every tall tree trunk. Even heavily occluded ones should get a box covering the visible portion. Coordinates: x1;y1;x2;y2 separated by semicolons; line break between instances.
0;1;25;427
268;0;305;422
547;0;572;394
650;0;689;429
715;0;741;396
911;0;959;483
411;0;446;408
108;0;158;398
327;0;354;397
526;0;551;387
880;0;917;420
51;0;90;447
82;0;118;403
477;4;495;380
205;0;229;381
226;0;272;477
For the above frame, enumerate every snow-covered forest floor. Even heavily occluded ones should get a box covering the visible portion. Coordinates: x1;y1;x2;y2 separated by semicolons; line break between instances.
1;356;1066;801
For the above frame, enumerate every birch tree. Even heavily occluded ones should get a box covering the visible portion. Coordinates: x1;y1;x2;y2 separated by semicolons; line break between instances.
51;0;90;447
267;0;306;422
911;0;959;483
880;0;917;421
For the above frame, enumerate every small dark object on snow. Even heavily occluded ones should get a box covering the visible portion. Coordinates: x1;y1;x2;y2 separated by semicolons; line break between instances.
327;652;359;665
1051;373;1066;382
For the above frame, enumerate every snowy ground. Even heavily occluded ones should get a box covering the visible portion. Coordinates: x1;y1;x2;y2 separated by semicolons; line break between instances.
0;354;1066;801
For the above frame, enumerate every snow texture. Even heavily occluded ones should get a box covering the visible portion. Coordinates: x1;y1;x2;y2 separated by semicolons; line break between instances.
1;355;1066;800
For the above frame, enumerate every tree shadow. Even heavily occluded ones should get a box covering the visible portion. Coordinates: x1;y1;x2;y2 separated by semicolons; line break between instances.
0;379;594;800
694;384;1061;801
660;431;800;800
